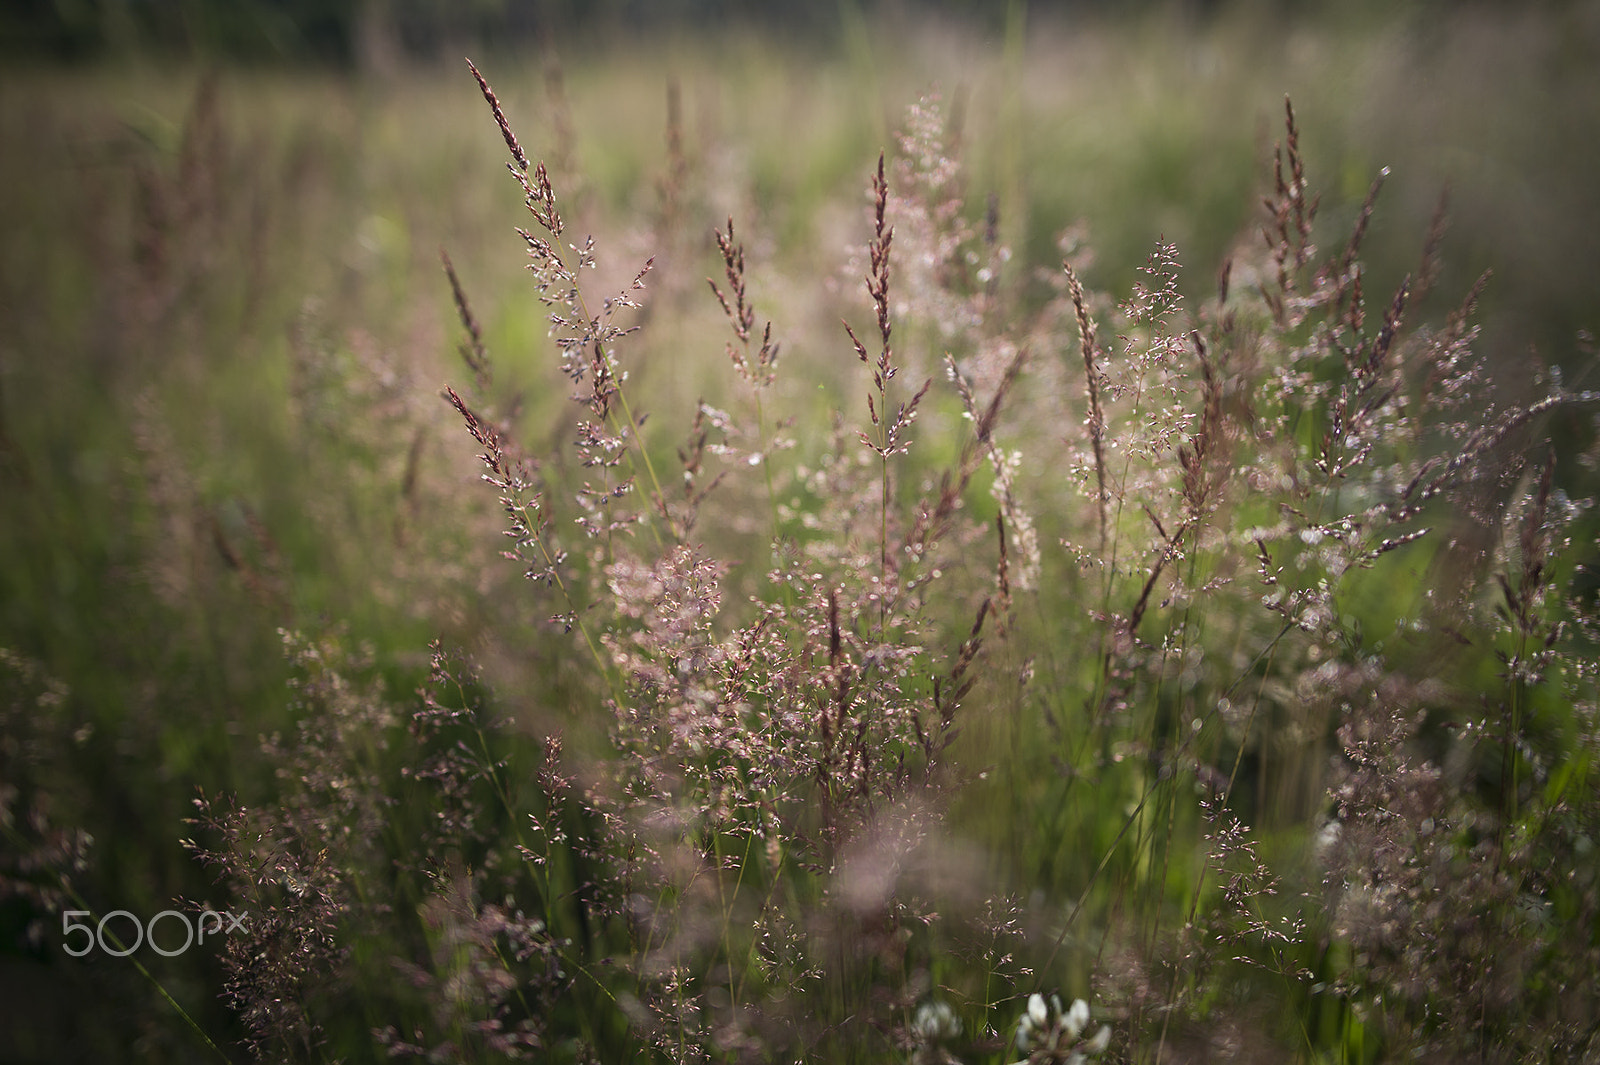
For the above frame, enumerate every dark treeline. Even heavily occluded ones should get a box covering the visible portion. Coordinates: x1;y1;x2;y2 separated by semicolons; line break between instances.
2;0;1567;65
20;0;948;63
16;0;903;63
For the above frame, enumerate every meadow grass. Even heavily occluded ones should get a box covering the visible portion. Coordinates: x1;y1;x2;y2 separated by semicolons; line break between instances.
2;8;1599;1063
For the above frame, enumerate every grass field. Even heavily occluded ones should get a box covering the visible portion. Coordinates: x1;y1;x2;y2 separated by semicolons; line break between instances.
3;5;1599;1062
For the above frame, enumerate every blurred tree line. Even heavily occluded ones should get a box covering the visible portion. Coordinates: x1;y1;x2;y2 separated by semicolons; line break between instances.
3;0;1572;65
10;0;833;63
23;0;855;62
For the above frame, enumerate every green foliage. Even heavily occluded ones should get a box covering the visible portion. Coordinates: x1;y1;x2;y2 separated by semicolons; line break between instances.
3;10;1599;1063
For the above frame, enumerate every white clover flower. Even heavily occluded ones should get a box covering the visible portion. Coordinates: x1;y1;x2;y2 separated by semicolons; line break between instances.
1015;994;1043;1049
1064;998;1090;1038
1011;992;1112;1063
913;999;962;1042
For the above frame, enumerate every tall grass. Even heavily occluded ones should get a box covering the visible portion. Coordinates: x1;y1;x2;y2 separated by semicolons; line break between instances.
3;10;1599;1063
188;62;1600;1065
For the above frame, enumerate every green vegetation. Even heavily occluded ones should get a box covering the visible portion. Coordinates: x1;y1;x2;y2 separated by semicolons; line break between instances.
3;7;1599;1062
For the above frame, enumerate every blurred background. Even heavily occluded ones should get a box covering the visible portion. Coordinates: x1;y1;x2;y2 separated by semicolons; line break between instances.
3;0;1599;1060
7;0;1599;378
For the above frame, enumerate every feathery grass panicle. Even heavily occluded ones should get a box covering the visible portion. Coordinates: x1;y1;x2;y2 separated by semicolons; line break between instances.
1064;260;1108;551
17;49;1596;1065
157;72;1600;1065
